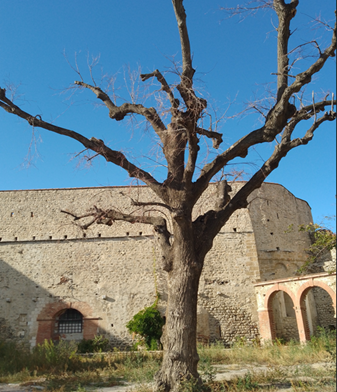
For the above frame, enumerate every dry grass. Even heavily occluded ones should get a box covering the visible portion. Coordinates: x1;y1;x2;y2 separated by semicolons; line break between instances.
198;331;336;367
0;330;335;391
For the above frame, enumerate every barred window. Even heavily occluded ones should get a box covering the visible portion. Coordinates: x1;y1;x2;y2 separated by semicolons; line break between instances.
58;309;83;334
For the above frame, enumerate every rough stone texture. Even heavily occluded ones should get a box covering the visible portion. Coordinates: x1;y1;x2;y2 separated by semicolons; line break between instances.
313;287;336;330
0;182;330;348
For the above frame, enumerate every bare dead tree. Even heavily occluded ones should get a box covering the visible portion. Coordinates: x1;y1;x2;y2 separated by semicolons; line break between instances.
0;1;336;391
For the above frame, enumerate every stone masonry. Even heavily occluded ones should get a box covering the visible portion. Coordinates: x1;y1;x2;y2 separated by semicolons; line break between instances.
0;182;333;348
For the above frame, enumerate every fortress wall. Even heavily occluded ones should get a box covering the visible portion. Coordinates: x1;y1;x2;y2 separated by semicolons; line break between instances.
199;230;260;344
0;237;159;348
247;183;313;280
0;183;315;347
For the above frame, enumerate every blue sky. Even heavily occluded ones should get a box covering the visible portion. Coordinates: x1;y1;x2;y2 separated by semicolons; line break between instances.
0;0;336;228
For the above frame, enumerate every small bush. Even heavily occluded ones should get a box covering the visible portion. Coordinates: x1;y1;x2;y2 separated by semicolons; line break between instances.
77;335;110;353
126;302;165;350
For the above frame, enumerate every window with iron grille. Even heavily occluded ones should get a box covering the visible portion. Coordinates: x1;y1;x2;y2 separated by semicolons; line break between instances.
58;309;83;334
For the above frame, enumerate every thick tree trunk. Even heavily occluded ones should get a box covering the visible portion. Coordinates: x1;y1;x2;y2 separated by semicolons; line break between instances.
155;220;204;392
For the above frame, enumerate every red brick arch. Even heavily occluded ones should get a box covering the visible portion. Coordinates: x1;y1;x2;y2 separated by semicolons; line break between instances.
296;280;336;312
36;301;99;345
264;284;297;310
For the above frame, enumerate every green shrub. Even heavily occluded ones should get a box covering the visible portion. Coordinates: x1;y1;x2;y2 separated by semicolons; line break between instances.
77;335;110;353
126;302;165;350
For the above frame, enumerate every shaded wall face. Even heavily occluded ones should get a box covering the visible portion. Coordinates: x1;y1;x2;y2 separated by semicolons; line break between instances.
312;287;336;330
0;258;50;346
0;238;160;348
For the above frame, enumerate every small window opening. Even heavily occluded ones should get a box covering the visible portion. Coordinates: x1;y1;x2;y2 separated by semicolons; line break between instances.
276;247;280;250
270;232;274;236
31;212;34;218
83;233;86;238
49;236;53;240
267;219;270;222
98;233;101;238
126;232;130;236
0;238;2;241
58;309;83;334
10;212;14;217
32;236;36;241
139;232;143;236
64;235;67;239
14;237;18;241
233;228;237;232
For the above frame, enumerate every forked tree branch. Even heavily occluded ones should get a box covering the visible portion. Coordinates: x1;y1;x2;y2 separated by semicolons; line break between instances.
74;80;168;144
280;17;337;104
140;70;180;111
195;14;336;198
0;87;166;200
194;108;336;256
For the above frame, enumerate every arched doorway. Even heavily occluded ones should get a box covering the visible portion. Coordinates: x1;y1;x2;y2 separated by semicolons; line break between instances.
270;290;299;341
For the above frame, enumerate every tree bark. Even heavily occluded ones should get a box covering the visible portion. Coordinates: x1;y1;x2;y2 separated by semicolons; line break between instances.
155;219;203;392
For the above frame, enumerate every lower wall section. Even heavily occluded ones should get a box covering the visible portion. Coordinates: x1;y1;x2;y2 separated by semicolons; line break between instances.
0;229;262;349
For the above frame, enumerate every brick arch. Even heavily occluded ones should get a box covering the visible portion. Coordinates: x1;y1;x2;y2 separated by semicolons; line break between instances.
296;280;336;312
258;284;298;342
295;280;336;343
36;301;98;345
264;284;297;310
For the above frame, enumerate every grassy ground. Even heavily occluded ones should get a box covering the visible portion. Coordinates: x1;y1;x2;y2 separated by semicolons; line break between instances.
0;329;335;391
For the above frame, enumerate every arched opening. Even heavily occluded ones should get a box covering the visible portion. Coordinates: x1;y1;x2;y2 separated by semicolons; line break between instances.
54;308;84;342
301;287;336;336
270;290;299;341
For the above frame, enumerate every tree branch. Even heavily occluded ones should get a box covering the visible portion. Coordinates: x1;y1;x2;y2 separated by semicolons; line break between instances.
183;131;199;185
0;87;166;200
194;109;336;256
171;0;194;81
131;199;174;212
196;127;223;149
140;70;180;110
280;16;337;104
62;206;173;271
194;11;336;198
274;0;299;102
74;80;168;144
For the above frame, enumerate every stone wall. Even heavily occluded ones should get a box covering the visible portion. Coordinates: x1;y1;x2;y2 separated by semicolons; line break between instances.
0;182;315;348
313;287;336;330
